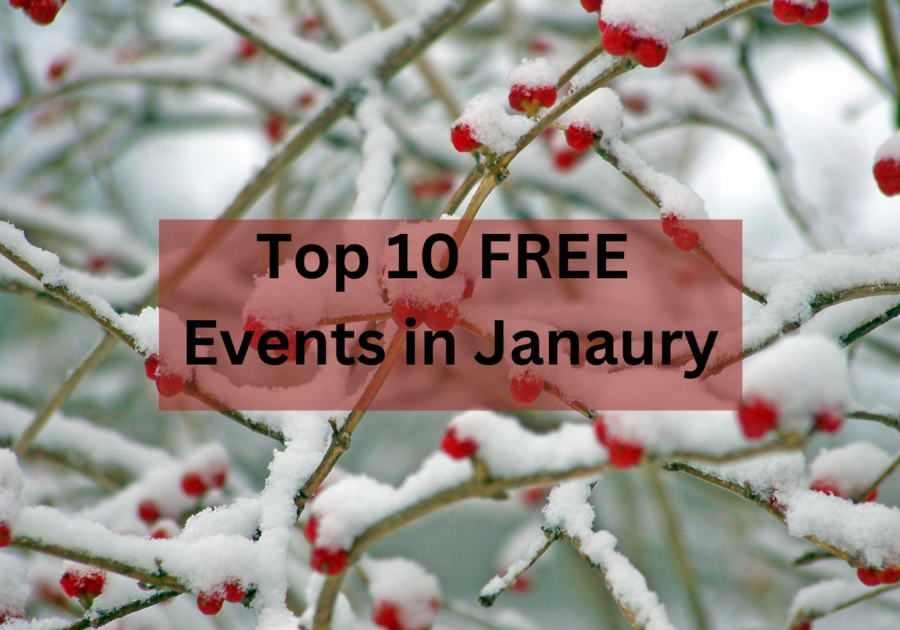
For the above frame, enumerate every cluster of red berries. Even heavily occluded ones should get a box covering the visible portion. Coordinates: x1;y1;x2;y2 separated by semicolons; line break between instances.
60;568;106;600
243;315;313;359
182;466;228;498
771;0;829;26
857;565;900;587
737;398;843;441
392;298;460;333
372;598;440;630
0;520;11;547
440;426;478;459
661;216;700;253
873;157;900;196
594;416;644;468
304;516;349;575
508;83;557;117
197;581;246;615
809;479;877;503
144;355;186;398
599;22;668;68
8;0;65;25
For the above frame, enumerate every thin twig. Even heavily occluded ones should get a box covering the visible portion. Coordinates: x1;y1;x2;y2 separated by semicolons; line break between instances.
14;333;118;456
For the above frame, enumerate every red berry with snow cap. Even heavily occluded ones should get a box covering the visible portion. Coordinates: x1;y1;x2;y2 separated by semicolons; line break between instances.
661;215;681;237
810;480;841;497
392;298;426;331
26;0;63;25
224;581;245;603
181;472;207;497
156;372;185;398
82;572;105;595
451;124;478;153
441;426;478;459
138;500;161;524
772;0;802;23
600;23;636;57
877;566;900;584
510;372;544;404
59;572;83;598
311;547;348;575
372;601;403;630
633;38;668;68
197;590;224;615
565;125;596;153
873;158;900;196
606;437;644;468
737;398;778;440
243;316;267;351
509;84;557;115
813;410;843;434
800;0;828;25
424;302;459;332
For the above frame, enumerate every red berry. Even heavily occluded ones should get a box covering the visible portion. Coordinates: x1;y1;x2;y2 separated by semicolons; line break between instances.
451;124;478;153
82;571;105;595
243;316;267;351
858;567;881;587
511;574;532;592
809;480;841;497
144;355;159;380
391;298;426;330
156;372;185;398
304;516;319;544
412;176;454;200
790;622;811;630
150;526;170;539
10;0;31;8
197;591;224;615
737;398;778;440
47;56;71;82
601;23;636;57
532;85;557;109
266;114;286;143
606;438;643;468
565;125;596;153
772;0;802;23
553;148;580;171
873;158;900;196
594;416;608;445
441;426;478;459
813;410;843;434
633;38;667;68
212;469;227;489
60;572;84;598
878;566;900;584
0;521;10;547
672;228;699;252
26;0;62;25
580;0;601;12
800;0;828;25
683;64;720;88
372;601;402;630
224;581;245;603
510;373;544;404
311;547;348;575
237;38;259;60
137;500;161;524
863;488;879;502
424;302;459;332
462;279;475;300
181;473;207;497
661;215;681;237
520;486;547;506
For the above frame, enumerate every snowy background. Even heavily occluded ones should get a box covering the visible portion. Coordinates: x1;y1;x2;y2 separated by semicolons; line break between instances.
1;0;900;629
